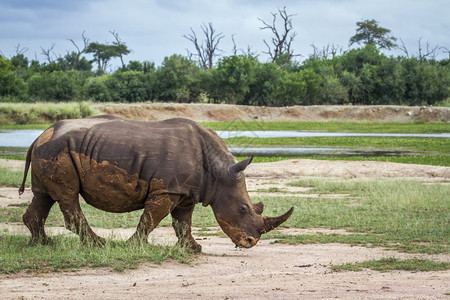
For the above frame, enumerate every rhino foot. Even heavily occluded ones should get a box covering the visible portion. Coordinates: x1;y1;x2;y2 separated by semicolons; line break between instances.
177;238;202;253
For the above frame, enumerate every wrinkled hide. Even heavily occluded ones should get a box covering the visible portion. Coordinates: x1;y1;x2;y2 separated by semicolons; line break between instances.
20;115;293;250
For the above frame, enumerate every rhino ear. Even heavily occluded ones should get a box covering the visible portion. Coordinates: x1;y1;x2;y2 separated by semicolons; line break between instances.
229;156;253;174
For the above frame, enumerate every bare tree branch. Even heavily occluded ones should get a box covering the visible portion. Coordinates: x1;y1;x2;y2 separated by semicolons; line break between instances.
66;31;89;70
397;38;410;58
418;37;439;61
258;6;298;64
440;46;450;59
41;44;56;63
183;23;224;69
14;43;29;55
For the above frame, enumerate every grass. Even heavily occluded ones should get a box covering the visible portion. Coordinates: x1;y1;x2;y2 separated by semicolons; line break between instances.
201;120;450;133
0;235;191;274
264;178;450;254
229;136;449;166
0;167;28;187
236;155;449;166
0;102;98;125
331;257;450;272
0;177;448;273
2;178;448;255
227;136;449;153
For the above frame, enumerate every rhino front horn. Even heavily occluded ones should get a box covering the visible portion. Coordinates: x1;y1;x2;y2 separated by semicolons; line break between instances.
228;156;253;174
260;207;294;234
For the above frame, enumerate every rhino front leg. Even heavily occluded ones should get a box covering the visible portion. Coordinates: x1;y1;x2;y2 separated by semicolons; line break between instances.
59;196;105;246
171;203;202;252
23;194;55;245
128;179;173;244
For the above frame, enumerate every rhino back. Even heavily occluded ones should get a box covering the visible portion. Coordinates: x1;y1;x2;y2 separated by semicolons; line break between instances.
32;117;207;199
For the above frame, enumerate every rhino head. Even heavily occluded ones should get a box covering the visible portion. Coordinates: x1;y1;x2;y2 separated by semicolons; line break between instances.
209;156;294;248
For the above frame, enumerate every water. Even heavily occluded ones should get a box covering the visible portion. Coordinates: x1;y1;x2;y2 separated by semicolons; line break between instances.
0;130;43;147
0;129;447;158
0;129;448;148
229;147;417;157
217;130;450;139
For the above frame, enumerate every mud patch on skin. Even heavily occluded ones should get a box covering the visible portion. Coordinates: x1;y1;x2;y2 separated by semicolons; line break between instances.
36;128;54;147
146;178;173;228
70;151;149;213
34;148;150;212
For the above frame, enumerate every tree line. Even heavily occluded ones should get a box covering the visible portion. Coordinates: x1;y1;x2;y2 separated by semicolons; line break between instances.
1;10;449;106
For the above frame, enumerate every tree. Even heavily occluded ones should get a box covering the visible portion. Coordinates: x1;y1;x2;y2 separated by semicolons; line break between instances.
0;56;27;99
86;32;130;74
155;55;200;102
110;30;131;69
64;31;91;71
259;7;297;65
183;23;224;70
349;19;397;50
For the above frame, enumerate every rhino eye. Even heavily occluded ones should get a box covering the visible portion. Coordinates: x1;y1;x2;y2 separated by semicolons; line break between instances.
239;205;248;214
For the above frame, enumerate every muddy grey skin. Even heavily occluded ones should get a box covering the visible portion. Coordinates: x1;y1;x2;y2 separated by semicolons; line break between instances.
19;115;293;251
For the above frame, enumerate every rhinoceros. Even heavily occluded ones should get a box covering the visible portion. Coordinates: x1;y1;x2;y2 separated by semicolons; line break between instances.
19;115;293;251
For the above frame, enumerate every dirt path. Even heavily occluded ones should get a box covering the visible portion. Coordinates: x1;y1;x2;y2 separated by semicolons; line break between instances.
1;158;449;299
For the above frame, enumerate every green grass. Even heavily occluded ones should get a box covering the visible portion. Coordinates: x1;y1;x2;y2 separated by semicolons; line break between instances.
0;178;449;273
3;178;448;255
0;102;98;125
261;179;450;254
226;136;449;152
0;235;191;274
0;167;28;187
331;257;450;272
235;155;449;166
202;120;450;133
230;136;449;166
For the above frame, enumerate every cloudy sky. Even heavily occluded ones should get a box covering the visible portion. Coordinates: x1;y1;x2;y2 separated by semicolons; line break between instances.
1;0;449;69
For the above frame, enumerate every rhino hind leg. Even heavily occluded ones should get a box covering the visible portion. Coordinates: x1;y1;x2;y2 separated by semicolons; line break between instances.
128;179;173;244
171;204;202;252
58;196;106;246
23;194;56;245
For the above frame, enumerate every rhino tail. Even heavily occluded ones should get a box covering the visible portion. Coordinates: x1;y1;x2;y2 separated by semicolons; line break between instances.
19;140;36;195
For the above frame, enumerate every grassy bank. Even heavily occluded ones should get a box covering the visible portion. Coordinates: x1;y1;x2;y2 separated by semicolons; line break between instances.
202;120;450;133
0;102;98;125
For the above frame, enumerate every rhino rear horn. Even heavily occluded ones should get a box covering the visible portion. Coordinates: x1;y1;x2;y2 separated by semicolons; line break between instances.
260;207;294;234
253;202;264;215
228;156;253;174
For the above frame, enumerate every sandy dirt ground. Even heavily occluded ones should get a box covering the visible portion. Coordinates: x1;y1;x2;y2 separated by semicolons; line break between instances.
94;103;450;123
1;158;449;299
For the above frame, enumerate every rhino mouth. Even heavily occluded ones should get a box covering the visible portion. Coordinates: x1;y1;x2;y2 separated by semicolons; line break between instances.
217;218;260;248
235;235;259;248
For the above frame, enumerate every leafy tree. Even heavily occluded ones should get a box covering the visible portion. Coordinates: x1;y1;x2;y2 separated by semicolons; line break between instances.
58;52;92;72
248;62;284;106
209;55;258;104
155;55;199;102
349;19;397;50
28;71;87;101
0;56;27;100
86;42;117;74
86;39;130;74
269;69;306;106
105;71;150;102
